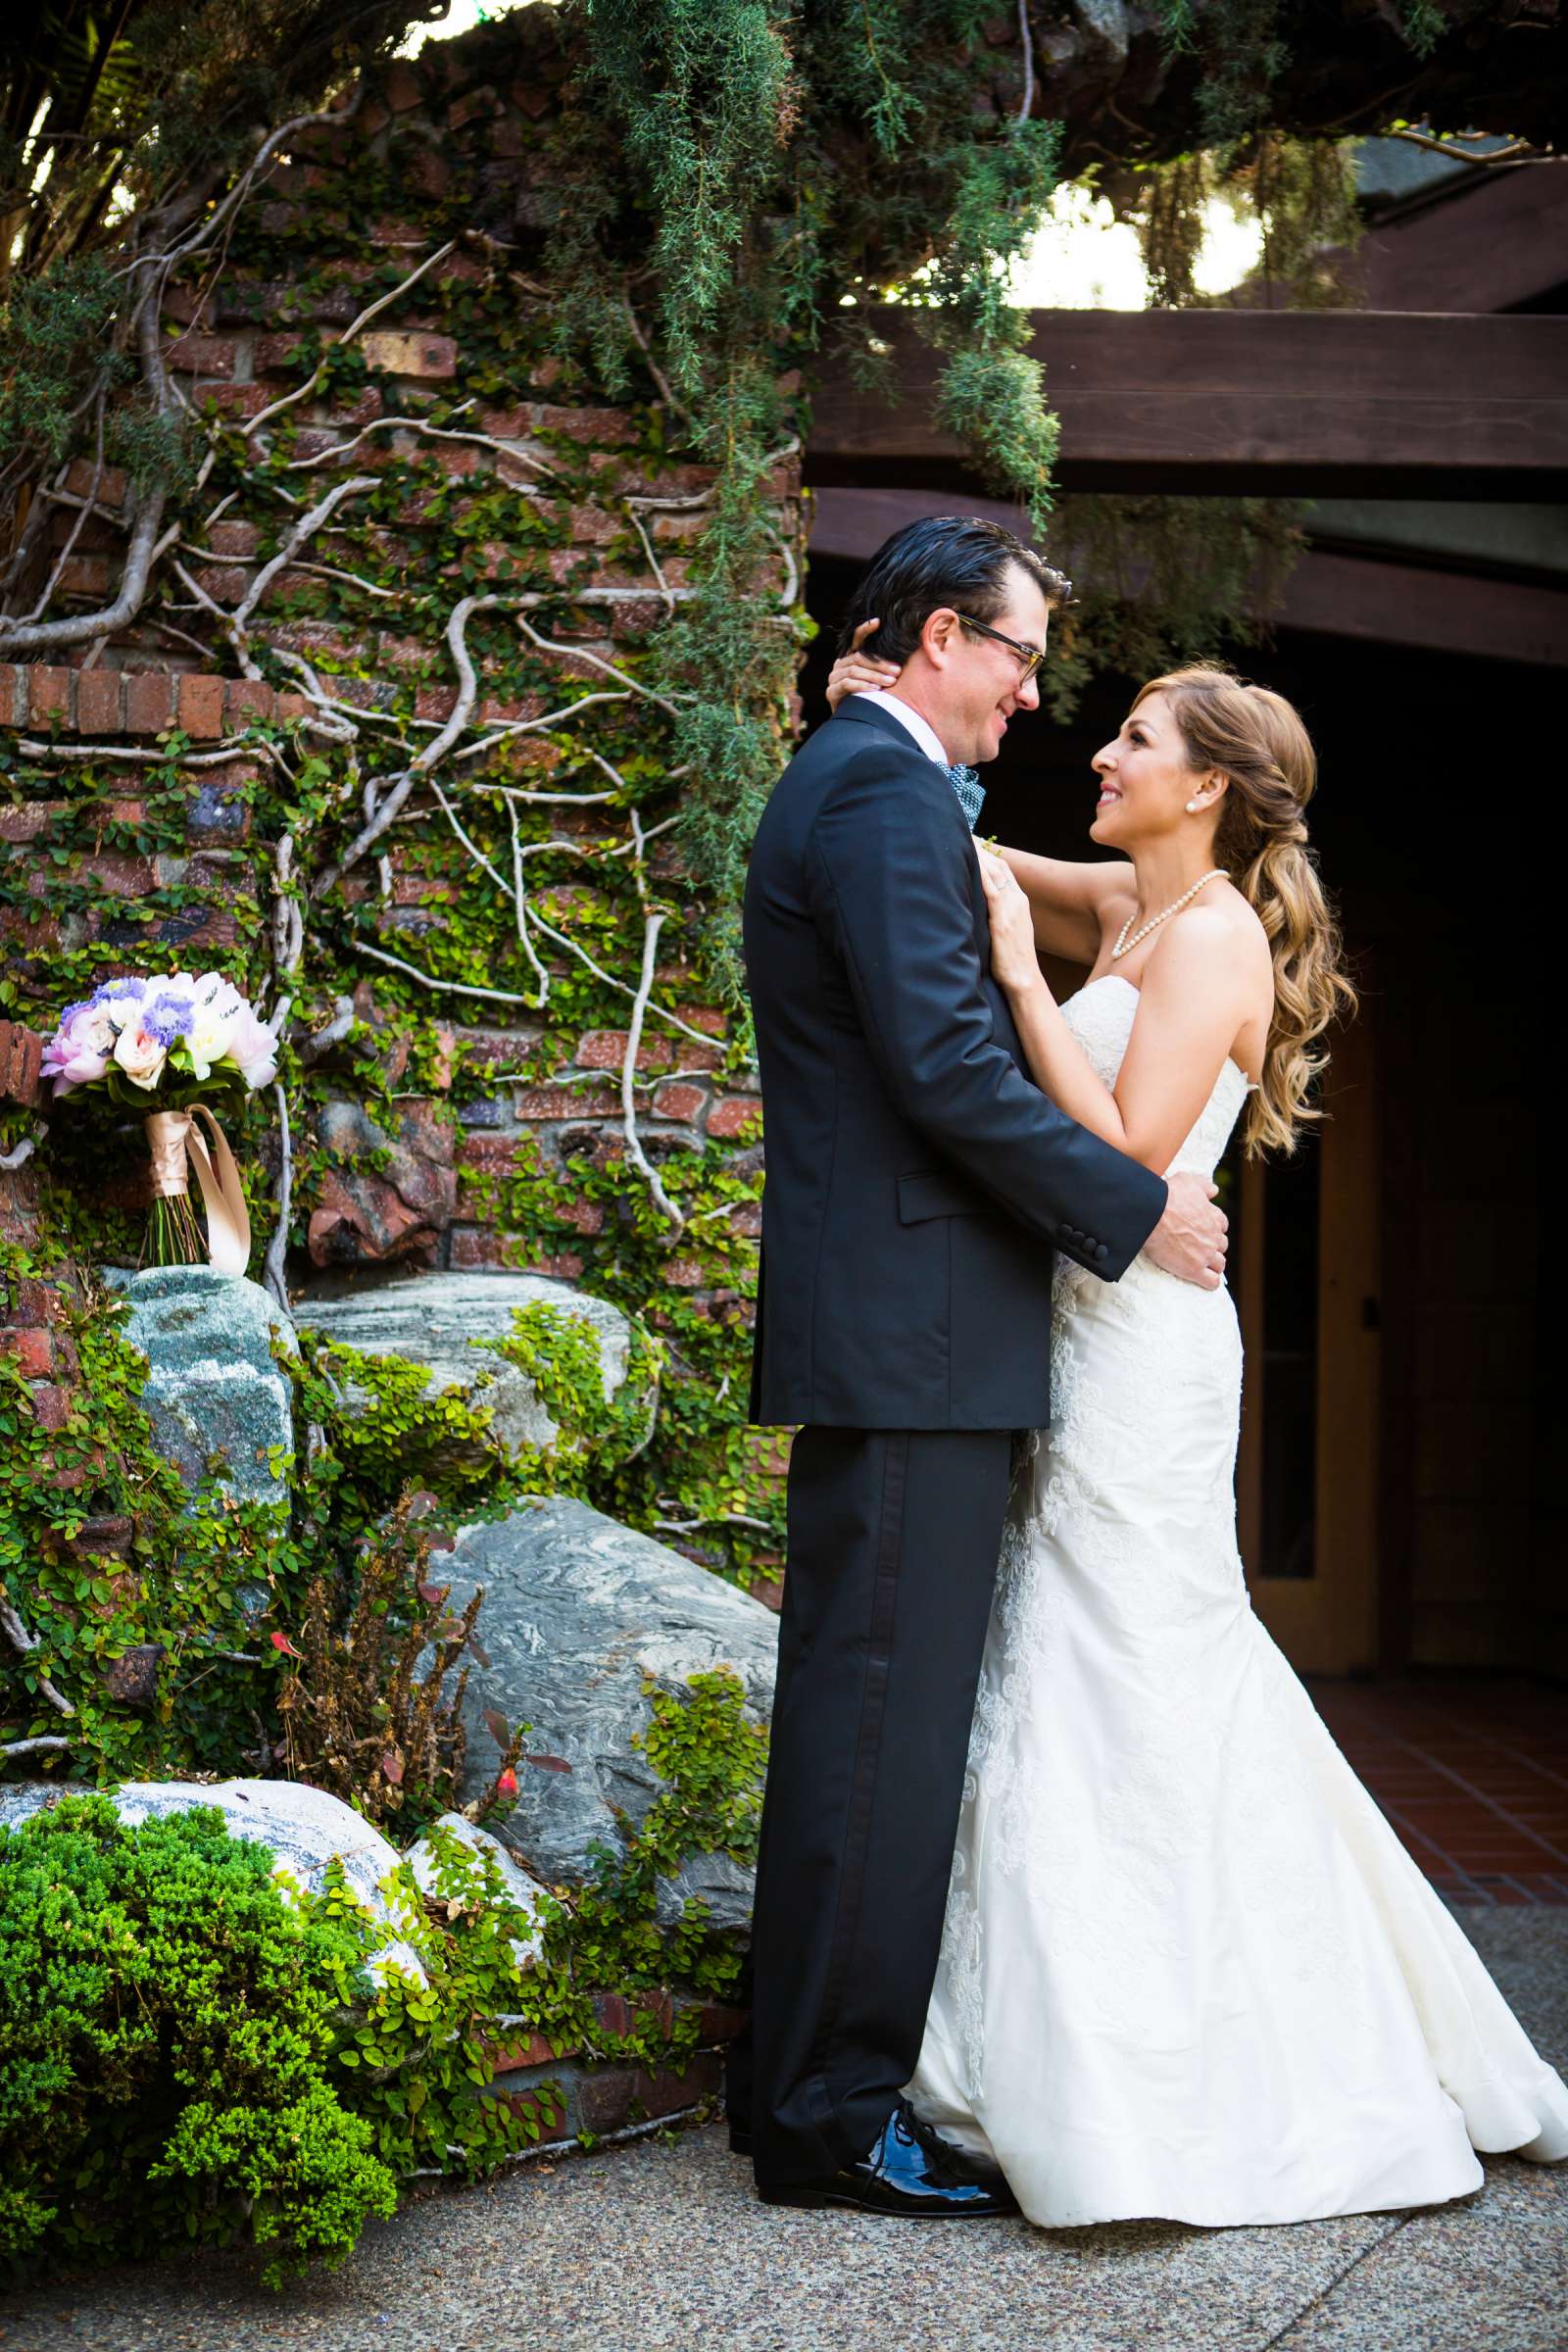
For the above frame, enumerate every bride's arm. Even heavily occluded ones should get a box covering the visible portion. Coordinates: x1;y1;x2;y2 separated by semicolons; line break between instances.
996;845;1133;965
824;624;1135;964
979;852;1258;1175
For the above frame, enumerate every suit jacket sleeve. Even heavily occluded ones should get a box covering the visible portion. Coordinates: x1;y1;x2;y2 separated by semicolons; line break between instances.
808;742;1167;1280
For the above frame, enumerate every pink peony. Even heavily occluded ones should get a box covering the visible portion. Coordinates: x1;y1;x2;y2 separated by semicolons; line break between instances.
224;998;278;1088
42;998;116;1095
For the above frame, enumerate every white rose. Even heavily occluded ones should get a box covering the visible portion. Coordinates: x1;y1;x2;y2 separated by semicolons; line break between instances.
99;986;144;1035
75;1003;117;1055
113;1018;169;1091
187;1000;240;1078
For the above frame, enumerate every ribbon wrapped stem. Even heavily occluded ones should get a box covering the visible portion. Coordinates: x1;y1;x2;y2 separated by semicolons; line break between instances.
139;1107;252;1276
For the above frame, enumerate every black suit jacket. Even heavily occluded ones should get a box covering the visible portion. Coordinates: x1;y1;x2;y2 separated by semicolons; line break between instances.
742;698;1168;1430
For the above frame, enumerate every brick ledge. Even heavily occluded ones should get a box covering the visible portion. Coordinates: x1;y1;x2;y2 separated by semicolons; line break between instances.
2;662;310;739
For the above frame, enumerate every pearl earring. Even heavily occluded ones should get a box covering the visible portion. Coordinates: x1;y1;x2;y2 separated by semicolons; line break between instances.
1185;800;1199;813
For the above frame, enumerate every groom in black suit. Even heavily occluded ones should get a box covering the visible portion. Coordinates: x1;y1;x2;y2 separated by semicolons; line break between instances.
728;515;1228;2214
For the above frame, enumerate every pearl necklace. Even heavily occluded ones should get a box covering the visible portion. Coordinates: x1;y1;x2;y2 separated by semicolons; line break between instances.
1111;868;1227;962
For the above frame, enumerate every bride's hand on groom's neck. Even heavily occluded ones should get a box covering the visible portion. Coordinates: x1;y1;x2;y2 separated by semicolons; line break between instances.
827;617;901;711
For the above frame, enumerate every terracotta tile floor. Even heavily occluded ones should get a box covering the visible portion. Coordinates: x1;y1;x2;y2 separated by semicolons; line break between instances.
1308;1675;1568;1905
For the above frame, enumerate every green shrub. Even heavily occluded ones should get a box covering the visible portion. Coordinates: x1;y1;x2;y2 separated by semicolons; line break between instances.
333;1826;568;2180
0;1795;397;2286
0;1797;571;2289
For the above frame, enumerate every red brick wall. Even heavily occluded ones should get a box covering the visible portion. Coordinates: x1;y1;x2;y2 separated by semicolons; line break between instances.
0;25;799;1503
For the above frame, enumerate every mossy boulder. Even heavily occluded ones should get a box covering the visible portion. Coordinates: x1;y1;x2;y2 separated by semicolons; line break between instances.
104;1266;295;1507
434;1495;776;1929
291;1270;656;1466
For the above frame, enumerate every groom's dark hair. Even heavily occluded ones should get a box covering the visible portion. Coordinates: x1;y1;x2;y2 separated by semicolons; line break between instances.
837;514;1071;667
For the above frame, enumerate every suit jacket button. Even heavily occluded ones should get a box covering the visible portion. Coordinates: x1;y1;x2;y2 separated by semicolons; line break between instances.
1094;1241;1109;1261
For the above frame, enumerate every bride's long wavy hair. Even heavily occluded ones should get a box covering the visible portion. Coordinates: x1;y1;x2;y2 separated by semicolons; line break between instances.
1133;666;1357;1158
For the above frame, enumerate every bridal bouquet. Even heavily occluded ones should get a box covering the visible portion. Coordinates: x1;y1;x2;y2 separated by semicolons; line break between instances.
41;971;276;1272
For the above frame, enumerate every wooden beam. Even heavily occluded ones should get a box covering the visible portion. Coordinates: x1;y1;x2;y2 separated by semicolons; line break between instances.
808;487;1568;668
807;311;1568;498
1274;548;1568;667
1348;167;1568;317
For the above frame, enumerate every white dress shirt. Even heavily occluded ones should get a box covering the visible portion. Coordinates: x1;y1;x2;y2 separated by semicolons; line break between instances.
850;688;952;769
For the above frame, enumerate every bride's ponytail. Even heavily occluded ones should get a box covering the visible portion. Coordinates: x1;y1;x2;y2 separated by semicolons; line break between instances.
1134;667;1357;1157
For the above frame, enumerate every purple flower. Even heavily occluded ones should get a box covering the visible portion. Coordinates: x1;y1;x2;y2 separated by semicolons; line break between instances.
142;991;196;1048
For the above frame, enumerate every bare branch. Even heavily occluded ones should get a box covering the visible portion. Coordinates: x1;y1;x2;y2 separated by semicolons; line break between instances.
310;591;506;899
621;290;697;434
263;1078;293;1313
272;559;404;600
232;474;380;630
517;898;718;1048
619;850;683;1234
1;1593;75;1719
0;1126;46;1171
653;1510;774;1536
514;614;690;717
513;586;697;609
1383;127;1538;166
1;1736;73;1760
13;739;272;767
297;995;357;1069
451;688;636;762
505;793;554;1009
243;241;461;440
628;507;677;621
0;478;59;603
12;397;108;630
270;830;305;989
0;488;175;655
156;92;368;280
284;413;556;482
353;938;565;1007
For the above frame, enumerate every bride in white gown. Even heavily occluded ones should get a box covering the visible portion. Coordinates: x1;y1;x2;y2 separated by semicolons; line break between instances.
830;642;1568;2230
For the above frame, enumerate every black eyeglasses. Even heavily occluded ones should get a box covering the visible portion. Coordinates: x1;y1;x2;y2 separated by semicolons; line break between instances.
957;613;1048;684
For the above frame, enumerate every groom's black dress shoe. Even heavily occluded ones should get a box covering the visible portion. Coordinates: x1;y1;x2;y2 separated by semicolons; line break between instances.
755;2098;1017;2218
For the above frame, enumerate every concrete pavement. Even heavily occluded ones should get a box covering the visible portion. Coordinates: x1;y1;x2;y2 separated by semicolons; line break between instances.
3;1906;1563;2352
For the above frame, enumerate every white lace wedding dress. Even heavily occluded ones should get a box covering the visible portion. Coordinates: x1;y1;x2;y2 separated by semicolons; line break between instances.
907;974;1568;2228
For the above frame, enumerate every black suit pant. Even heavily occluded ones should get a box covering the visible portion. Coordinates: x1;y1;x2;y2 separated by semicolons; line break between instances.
727;1424;1012;2184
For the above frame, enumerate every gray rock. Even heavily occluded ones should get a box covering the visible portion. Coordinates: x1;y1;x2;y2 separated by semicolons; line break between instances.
654;1848;759;1936
291;1270;656;1464
1070;0;1129;70
404;1809;554;1969
0;1777;427;1986
105;1266;295;1506
436;1496;776;1931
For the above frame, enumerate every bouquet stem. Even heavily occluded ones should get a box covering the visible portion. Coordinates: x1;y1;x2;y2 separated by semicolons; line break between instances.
139;1188;206;1269
141;1110;207;1268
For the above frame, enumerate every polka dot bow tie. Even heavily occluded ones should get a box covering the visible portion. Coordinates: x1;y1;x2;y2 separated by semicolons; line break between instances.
945;762;986;832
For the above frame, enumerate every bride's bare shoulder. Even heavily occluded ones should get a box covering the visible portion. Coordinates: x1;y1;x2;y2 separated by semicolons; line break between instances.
1149;888;1271;999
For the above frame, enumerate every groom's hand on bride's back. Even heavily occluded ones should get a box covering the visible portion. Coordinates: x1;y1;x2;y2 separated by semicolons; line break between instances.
1143;1172;1229;1290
